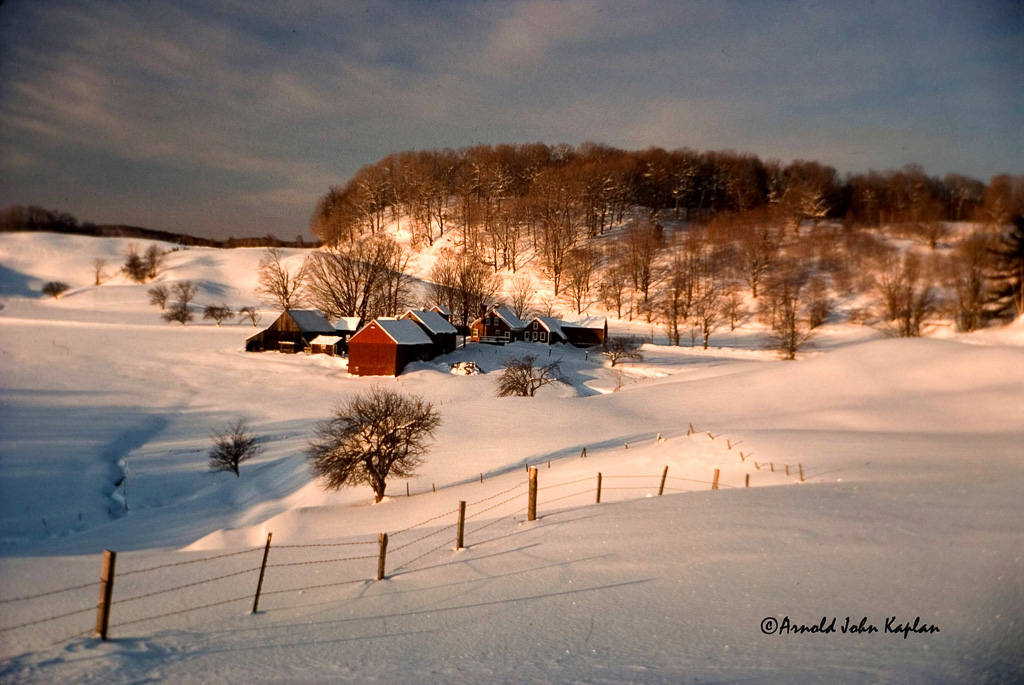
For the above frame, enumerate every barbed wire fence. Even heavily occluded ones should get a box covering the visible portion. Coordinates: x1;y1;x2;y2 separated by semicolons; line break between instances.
0;424;811;659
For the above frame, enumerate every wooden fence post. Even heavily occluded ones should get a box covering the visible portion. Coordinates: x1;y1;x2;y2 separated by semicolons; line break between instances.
406;482;410;497
712;468;720;490
456;501;466;550
377;533;388;581
688;423;694;436
770;462;775;472
547;459;550;468
799;464;804;482
785;464;790;476
745;473;750;488
251;532;272;613
727;439;732;449
480;472;484;483
580;447;587;458
94;550;117;640
754;462;761;470
596;473;602;504
658;466;669;496
432;483;436;493
740;451;746;462
528;467;538;521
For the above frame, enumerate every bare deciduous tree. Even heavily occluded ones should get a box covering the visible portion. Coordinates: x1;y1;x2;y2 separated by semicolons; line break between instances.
509;275;535;321
238;306;262;327
306;235;413;324
602;335;644;367
203;304;234;325
148;284;170;309
91;258;107;286
144;245;165;281
427;249;501;337
256;247;308;310
306;387;441;502
873;251;937;337
208;419;263;477
495;354;567;397
767;278;812;359
122;243;149;283
162;280;198;325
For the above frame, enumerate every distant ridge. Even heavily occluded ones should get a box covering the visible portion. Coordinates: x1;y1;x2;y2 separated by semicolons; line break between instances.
0;205;318;249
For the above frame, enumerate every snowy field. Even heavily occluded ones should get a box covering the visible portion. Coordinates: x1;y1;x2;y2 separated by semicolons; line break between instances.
1;232;1023;683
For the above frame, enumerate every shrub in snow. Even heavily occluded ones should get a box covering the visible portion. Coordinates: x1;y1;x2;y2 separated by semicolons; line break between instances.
148;284;170;310
208;419;263;477
602;335;644;367
41;281;70;299
495;354;566;397
306;386;441;503
203;304;234;325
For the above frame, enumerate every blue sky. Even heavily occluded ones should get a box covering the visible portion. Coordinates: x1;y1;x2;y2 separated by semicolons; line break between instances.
1;0;1021;239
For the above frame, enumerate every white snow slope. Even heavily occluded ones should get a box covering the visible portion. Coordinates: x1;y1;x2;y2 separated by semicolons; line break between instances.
1;232;1022;684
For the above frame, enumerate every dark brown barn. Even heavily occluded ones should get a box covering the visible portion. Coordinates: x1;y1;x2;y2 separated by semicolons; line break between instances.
469;307;527;344
245;310;337;353
347;319;435;376
401;309;458;354
561;316;608;347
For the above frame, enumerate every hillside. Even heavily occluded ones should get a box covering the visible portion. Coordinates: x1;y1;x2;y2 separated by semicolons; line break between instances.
0;232;1022;683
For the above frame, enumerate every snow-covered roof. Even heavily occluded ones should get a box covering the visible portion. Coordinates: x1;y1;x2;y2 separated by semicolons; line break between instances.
286;310;336;334
562;315;607;331
533;316;566;338
430;304;451;317
309;335;343;346
371;319;434;345
494;307;527;330
333;316;360;333
405;309;458;335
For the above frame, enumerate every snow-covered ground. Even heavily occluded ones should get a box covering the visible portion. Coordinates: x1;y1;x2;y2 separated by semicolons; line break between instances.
1;232;1022;683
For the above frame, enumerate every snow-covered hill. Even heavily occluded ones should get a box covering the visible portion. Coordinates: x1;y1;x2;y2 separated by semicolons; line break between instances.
1;232;1022;683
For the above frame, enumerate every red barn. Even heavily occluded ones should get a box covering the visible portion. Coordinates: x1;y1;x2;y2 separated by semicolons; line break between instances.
347;319;435;376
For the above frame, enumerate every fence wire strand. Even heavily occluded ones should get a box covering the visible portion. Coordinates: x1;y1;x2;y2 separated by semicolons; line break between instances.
268;554;377;568
537;476;595;491
466;492;525;521
390;508;459;539
119;547;263;577
261;578;367;597
118;567;259;605
542;488;596;506
115;595;252;629
390;522;457;554
0;604;95;633
273;540;377;549
467;480;526;507
0;581;98;605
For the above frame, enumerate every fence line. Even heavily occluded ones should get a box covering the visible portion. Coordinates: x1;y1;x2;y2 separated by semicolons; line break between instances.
2;424;808;658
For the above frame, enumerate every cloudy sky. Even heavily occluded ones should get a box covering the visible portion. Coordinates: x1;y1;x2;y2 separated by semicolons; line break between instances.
1;0;1021;239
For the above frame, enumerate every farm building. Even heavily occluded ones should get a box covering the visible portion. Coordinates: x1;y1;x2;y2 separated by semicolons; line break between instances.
309;335;344;356
401;309;458;354
469;307;527;344
525;317;568;344
331;316;361;353
347;319;435;376
245;310;337;353
429;304;451;321
562;316;608;347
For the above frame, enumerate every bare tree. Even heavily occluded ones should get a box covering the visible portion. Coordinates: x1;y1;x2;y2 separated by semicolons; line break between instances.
238;306;263;327
208;419;263;477
564;246;599;314
256;247;308;310
144;245;166;281
306;235;413;324
42;281;70;299
602;335;644;367
873;251;937;337
427;249;501;337
495;354;567;397
91;258;107;286
509;275;535;320
306;387;441;502
148;284;170;309
162;280;198;325
122;243;149;283
722;285;745;330
768;279;813;359
203;304;234;325
805;275;833;329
